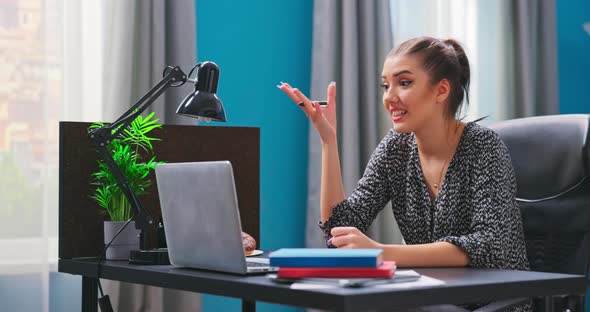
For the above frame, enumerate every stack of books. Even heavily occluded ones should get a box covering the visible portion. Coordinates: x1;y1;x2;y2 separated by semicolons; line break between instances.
269;248;396;278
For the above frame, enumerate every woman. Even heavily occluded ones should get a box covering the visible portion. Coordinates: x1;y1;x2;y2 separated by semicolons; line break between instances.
279;37;530;311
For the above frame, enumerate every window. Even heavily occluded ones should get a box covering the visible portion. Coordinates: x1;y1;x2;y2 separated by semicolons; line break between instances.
0;0;103;310
390;0;514;124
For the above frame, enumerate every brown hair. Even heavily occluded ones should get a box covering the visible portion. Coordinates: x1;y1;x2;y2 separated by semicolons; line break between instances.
388;37;470;117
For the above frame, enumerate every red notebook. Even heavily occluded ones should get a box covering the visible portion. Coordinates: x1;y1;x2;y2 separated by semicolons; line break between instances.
277;261;396;278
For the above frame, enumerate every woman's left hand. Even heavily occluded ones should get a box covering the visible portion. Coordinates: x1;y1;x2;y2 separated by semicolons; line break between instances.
329;227;382;249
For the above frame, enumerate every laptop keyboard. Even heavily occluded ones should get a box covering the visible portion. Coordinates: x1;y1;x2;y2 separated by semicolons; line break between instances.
246;258;270;267
247;261;271;267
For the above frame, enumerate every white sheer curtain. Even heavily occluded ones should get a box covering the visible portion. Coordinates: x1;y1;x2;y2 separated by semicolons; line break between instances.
2;0;199;310
390;0;515;124
0;0;102;311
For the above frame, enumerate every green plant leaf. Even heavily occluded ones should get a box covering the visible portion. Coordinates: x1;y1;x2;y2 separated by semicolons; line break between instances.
93;186;112;209
89;112;165;221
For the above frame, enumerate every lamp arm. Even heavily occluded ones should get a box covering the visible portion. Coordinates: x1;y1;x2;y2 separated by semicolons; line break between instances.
88;65;187;249
110;66;187;138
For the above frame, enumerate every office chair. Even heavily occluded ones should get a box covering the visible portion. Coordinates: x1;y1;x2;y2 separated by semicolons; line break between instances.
477;114;590;312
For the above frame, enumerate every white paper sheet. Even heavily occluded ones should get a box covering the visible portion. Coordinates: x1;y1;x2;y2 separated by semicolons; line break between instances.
288;270;445;290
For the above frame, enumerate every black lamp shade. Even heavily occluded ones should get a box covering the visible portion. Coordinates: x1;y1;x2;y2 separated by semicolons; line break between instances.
176;91;226;121
176;61;226;122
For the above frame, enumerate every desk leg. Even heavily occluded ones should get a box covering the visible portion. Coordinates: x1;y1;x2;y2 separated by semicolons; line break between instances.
242;299;256;312
543;296;555;312
82;276;98;312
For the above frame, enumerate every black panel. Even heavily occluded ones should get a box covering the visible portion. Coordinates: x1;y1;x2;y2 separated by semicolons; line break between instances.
58;122;260;259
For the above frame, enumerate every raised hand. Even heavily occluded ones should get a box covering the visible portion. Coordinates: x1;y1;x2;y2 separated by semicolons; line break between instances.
329;227;382;249
278;81;337;144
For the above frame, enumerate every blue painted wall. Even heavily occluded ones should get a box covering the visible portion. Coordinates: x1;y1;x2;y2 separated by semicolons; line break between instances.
556;0;590;114
50;272;81;311
196;1;312;311
555;2;590;310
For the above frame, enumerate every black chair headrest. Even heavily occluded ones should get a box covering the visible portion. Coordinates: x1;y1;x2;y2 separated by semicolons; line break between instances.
489;114;589;201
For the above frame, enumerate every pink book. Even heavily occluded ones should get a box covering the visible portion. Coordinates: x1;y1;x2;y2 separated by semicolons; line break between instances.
277;261;396;278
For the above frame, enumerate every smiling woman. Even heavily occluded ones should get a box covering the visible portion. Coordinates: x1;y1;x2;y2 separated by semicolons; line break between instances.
279;36;531;312
381;38;470;135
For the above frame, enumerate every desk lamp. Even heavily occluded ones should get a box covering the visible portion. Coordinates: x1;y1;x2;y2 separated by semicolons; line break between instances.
88;61;226;265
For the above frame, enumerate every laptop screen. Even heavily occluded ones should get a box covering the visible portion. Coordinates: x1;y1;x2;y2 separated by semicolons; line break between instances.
155;161;252;274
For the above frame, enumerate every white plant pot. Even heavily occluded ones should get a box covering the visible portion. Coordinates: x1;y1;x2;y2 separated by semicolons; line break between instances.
103;221;140;260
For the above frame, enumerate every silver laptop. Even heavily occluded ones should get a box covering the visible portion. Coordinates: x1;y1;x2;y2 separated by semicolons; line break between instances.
155;161;277;275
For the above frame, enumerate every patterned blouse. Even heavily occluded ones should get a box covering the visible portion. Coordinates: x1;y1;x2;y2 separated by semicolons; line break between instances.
319;122;531;311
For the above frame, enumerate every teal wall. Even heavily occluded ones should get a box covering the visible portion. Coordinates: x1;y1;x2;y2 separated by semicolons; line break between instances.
555;1;590;310
556;0;590;114
50;272;81;311
196;1;312;311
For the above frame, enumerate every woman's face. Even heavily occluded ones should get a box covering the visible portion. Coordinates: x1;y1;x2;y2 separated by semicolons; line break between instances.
381;54;442;133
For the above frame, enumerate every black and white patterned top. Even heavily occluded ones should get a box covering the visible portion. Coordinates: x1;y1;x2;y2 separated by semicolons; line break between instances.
319;122;531;311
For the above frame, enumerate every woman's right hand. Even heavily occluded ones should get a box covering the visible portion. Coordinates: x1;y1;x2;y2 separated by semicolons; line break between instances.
278;81;337;145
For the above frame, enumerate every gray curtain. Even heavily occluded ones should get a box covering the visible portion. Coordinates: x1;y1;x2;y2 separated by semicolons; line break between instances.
102;0;201;311
305;0;403;249
103;0;197;125
511;0;559;117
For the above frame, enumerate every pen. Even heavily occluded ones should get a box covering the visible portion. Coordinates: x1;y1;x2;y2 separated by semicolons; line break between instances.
345;278;395;288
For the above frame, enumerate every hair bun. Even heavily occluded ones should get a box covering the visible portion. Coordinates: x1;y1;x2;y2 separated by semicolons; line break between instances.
444;39;470;102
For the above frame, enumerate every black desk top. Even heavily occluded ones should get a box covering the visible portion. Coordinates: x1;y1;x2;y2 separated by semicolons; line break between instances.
59;257;587;311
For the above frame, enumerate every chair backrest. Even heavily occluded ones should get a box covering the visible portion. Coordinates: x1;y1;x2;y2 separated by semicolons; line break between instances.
489;115;590;276
491;114;590;311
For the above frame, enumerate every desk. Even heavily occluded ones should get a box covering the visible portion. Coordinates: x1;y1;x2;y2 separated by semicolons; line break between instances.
59;257;586;312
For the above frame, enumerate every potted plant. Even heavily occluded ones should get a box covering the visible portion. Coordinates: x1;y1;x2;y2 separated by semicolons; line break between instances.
89;112;165;260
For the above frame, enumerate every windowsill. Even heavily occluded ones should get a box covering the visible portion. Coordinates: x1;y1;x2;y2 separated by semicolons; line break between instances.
0;238;58;274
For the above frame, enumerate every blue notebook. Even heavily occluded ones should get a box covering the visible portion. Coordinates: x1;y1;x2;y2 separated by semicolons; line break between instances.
269;248;384;268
